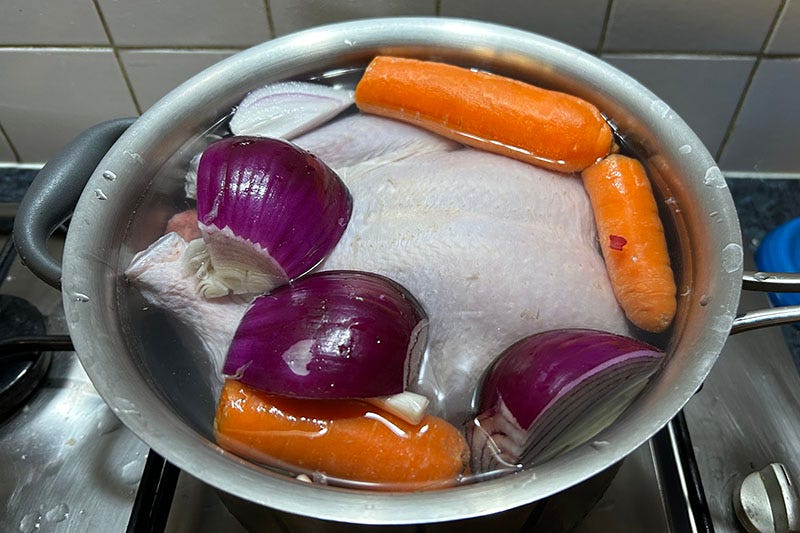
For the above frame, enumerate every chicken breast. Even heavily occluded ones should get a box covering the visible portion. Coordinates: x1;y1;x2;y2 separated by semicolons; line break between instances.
294;116;630;423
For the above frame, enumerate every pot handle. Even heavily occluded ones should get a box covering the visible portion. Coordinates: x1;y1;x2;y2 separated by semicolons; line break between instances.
13;118;136;289
730;271;800;334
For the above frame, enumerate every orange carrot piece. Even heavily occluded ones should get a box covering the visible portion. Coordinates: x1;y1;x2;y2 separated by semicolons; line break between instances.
581;154;677;333
214;380;469;488
354;56;613;173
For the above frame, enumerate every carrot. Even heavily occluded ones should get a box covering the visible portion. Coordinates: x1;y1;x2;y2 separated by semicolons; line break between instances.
214;380;469;488
354;56;613;173
581;154;676;333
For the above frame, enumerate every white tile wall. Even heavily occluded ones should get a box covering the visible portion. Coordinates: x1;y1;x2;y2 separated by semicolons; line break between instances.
120;50;237;110
270;0;436;36
719;59;800;172
768;0;800;54
0;48;137;163
96;0;270;47
0;0;108;46
603;55;754;155
605;0;780;52
0;133;14;161
0;0;798;173
440;0;608;51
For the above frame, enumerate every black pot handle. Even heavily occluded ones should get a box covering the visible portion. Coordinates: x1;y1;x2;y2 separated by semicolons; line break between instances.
13;118;136;289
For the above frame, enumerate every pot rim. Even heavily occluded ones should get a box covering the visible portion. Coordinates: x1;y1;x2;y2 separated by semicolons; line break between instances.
61;17;742;524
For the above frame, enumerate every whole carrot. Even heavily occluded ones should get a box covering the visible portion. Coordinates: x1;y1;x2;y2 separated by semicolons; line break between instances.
354;56;613;173
214;380;469;488
581;154;676;333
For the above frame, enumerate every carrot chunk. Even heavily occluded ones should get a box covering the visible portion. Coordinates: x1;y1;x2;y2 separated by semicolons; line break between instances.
354;56;613;173
214;380;470;488
581;154;677;333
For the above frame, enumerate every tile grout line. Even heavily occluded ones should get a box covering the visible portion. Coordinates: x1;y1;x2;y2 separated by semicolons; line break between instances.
91;0;142;115
264;0;276;39
714;0;788;163
0;122;21;163
595;0;615;55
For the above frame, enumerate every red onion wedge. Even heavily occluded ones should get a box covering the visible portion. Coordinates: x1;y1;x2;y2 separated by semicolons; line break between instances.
229;81;355;138
223;270;429;401
467;329;664;473
191;136;352;298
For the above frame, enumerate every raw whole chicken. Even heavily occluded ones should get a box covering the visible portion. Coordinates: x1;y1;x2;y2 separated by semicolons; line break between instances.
126;110;631;424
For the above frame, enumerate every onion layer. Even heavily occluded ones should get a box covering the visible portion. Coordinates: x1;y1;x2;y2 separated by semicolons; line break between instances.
467;328;664;472
229;81;354;138
223;270;428;399
194;136;352;297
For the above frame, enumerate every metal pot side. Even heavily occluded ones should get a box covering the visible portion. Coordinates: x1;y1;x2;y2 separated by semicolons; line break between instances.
60;18;742;524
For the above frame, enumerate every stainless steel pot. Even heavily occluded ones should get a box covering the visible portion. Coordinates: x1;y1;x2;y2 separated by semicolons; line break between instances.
13;17;800;526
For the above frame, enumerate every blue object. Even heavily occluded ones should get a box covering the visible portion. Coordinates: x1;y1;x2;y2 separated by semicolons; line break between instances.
755;216;800;307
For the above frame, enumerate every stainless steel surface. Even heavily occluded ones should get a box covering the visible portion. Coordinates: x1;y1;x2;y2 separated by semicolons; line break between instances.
738;270;800;331
683;261;800;532
731;305;800;334
734;463;800;533
0;239;149;532
564;440;671;533
0;352;149;532
55;17;748;524
743;270;800;292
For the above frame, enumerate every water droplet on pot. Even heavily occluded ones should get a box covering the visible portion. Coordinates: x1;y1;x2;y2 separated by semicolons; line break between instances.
96;413;122;435
123;150;145;164
650;100;670;118
754;271;770;281
44;503;69;523
102;170;116;181
121;460;143;485
19;513;41;533
664;197;680;213
721;243;743;273
703;166;727;189
94;189;107;200
699;294;710;306
73;293;90;303
590;440;610;450
679;144;692;154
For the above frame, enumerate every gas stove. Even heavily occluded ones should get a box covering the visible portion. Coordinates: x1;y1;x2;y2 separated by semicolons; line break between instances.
1;170;798;532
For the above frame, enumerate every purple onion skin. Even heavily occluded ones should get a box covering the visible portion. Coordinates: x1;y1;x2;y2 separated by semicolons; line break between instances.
479;329;663;431
223;270;428;399
196;136;352;280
